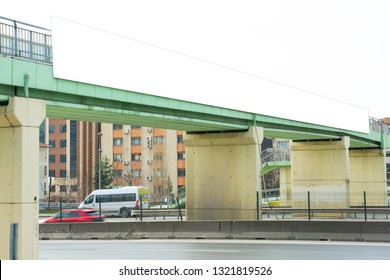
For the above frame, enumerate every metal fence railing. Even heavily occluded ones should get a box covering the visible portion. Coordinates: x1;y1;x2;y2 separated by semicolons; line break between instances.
0;16;52;64
262;190;390;221
369;117;390;135
261;147;291;164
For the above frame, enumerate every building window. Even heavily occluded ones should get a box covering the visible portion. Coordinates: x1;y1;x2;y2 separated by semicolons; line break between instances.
113;153;123;161
60;185;67;192
131;153;141;161
39;121;46;144
69;120;77;178
60;170;66;178
60;154;67;163
154;136;164;145
70;185;78;192
153;153;163;161
60;139;67;148
178;169;186;177
60;124;67;133
131;137;141;145
177;135;184;143
387;163;390;181
49;140;55;148
178;152;186;160
49;125;55;134
113;170;122;177
113;124;123;130
113;138;123;146
131;169;141;177
276;141;289;149
49;155;56;164
49;170;56;177
50;185;56;192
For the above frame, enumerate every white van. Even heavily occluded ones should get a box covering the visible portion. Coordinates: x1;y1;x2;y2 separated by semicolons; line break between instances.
78;186;150;217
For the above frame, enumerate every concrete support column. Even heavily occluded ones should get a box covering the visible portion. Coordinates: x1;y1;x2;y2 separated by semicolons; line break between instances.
0;97;45;259
290;137;350;209
279;166;292;207
184;126;263;221
350;149;387;206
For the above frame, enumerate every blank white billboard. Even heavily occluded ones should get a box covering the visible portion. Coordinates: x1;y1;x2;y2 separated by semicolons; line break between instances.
51;17;369;133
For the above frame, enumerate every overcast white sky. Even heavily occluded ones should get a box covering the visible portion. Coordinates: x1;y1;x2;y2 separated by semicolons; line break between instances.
2;0;390;130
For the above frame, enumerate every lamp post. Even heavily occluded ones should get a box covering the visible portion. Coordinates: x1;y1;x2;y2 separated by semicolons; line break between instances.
98;132;103;190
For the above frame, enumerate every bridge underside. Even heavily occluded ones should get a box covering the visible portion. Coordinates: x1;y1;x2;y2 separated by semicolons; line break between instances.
0;91;382;149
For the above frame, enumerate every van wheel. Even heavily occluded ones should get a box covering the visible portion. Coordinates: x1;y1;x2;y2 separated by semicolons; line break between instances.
120;208;129;218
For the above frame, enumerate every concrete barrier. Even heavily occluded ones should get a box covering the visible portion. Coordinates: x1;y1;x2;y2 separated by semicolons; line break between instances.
39;220;390;242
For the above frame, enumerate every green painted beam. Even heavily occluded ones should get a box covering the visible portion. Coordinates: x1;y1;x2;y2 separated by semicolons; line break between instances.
261;161;291;176
45;102;247;132
1;56;389;148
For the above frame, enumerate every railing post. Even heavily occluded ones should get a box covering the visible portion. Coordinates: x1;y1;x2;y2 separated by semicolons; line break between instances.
140;196;143;222
29;30;33;60
363;191;367;221
256;191;260;220
307;191;311;221
48;177;52;212
176;197;183;221
99;201;102;220
10;223;18;260
13;20;18;57
44;34;48;63
60;197;63;222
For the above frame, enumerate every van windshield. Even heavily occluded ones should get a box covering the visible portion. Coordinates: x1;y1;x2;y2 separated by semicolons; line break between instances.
84;195;94;204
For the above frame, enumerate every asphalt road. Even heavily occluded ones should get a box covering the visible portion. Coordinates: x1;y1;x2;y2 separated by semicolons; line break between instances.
39;239;390;260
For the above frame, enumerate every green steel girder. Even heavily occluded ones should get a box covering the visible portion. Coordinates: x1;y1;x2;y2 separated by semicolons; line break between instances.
261;161;291;176
0;56;389;148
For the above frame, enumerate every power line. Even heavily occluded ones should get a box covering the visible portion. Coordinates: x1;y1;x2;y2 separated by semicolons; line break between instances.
52;16;365;110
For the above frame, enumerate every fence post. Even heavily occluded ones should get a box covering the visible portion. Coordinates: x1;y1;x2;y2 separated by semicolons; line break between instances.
177;197;183;221
256;191;260;220
48;177;52;213
99;201;102;220
9;223;18;260
363;191;367;221
13;20;18;57
307;191;311;221
60;197;63;222
140;196;143;222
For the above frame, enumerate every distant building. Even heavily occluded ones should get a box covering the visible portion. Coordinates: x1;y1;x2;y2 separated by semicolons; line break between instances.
45;119;79;202
41;119;185;203
39;143;50;202
100;124;185;201
382;118;390;189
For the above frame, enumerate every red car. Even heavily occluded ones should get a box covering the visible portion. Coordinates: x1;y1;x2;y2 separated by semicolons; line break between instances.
40;209;105;223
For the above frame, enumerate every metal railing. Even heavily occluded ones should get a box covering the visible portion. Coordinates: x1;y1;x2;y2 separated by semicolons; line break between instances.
1;16;388;135
261;147;291;164
262;189;390;220
0;16;52;64
369;116;390;135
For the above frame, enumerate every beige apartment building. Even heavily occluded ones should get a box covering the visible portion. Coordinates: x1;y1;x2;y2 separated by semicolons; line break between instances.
100;124;186;201
43;119;185;203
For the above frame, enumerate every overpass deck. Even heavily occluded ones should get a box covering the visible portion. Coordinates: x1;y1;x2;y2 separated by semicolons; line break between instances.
0;16;389;148
1;55;389;148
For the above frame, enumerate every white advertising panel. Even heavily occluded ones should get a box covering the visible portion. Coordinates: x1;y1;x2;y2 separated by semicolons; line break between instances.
52;17;369;133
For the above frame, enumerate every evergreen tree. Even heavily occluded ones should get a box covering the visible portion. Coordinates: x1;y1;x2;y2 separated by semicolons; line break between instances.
94;155;113;189
166;176;173;197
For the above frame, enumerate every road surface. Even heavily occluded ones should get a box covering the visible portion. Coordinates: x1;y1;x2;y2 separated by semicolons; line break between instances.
39;239;390;260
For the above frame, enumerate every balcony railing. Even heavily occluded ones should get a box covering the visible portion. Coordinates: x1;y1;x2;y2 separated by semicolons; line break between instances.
0;16;52;64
